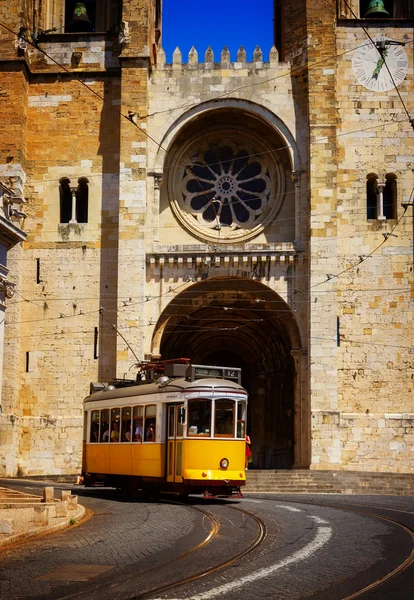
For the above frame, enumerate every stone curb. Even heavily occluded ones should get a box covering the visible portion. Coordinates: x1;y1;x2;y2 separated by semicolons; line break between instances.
0;504;86;548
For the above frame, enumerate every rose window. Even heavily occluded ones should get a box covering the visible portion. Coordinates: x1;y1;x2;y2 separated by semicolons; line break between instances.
169;133;285;243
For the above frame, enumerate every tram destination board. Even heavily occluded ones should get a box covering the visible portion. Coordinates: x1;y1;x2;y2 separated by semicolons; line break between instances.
187;365;241;384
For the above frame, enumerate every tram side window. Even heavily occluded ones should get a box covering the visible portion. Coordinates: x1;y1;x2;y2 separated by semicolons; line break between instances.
237;401;246;438
101;409;110;442
144;405;156;442
188;399;211;436
110;408;120;442
121;406;132;442
90;410;100;442
215;399;235;437
133;405;143;442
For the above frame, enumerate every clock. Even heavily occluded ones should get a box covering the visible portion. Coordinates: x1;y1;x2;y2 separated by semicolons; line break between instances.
352;37;408;91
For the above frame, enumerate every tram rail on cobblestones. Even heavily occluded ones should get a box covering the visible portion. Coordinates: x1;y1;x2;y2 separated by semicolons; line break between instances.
82;359;248;498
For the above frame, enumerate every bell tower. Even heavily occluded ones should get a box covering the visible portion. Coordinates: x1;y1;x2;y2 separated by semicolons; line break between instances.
273;0;413;470
0;0;161;476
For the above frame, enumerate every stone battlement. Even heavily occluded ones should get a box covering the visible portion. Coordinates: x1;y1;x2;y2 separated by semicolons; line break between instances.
156;45;287;70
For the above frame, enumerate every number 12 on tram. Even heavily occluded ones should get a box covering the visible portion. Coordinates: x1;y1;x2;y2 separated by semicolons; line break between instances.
82;364;248;498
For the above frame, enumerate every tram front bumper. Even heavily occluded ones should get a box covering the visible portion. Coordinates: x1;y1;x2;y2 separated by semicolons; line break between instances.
184;469;246;483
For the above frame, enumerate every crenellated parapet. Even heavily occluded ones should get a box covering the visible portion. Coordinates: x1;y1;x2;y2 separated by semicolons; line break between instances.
156;45;284;70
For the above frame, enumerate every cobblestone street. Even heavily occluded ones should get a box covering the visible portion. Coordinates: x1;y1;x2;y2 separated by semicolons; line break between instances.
1;482;413;600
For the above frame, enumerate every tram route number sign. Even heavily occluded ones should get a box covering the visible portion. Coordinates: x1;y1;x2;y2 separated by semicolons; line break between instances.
187;365;241;384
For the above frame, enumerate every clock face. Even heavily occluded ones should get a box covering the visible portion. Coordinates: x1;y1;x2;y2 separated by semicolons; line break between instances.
352;37;408;91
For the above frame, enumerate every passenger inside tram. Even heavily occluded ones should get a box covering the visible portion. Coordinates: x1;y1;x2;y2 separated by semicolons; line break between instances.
134;420;143;441
133;406;143;442
122;420;132;442
110;422;120;442
218;412;234;435
145;420;156;442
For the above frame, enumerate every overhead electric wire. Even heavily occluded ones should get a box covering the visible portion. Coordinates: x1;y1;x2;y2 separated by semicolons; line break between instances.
7;318;413;350
310;188;413;290
99;307;141;365
20;109;412;188
21;170;410;221
6;200;411;325
8;286;411;306
13;211;412;241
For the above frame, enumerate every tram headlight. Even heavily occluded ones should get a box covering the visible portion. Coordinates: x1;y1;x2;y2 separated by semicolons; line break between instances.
220;458;229;469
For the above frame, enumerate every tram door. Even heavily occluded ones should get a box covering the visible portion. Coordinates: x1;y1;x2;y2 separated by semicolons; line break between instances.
166;404;185;483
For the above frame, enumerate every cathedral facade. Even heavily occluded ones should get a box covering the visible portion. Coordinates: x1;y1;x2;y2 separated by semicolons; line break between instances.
0;0;412;477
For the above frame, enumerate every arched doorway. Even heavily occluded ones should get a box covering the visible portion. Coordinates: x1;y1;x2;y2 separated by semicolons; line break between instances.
152;277;307;469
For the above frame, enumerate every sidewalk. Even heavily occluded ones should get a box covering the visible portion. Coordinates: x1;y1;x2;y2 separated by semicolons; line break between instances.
0;486;85;548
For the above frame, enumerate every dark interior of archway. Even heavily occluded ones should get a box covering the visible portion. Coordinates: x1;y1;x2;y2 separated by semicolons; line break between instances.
159;282;296;469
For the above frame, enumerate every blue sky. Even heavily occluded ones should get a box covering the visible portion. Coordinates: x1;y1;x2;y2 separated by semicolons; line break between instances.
162;0;274;64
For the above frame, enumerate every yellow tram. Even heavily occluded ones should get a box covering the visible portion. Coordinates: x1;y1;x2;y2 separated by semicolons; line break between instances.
82;361;248;498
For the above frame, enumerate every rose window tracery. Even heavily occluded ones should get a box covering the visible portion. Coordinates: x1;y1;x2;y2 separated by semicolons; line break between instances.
168;131;286;243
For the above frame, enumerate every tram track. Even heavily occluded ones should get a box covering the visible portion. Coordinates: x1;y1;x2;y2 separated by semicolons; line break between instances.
51;501;267;600
2;481;412;599
127;504;267;600
247;496;414;600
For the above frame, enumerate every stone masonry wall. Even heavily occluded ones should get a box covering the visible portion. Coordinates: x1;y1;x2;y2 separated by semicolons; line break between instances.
333;22;413;472
114;0;154;379
0;18;122;475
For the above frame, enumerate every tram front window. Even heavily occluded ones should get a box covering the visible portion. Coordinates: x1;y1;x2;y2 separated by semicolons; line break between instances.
237;401;246;438
215;399;235;437
188;399;211;436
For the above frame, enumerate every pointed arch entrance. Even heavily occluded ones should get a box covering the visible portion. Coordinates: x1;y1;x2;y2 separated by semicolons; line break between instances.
152;277;309;469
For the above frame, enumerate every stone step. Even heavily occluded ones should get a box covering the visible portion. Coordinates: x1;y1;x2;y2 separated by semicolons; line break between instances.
0;492;42;498
0;501;56;509
0;499;43;507
244;471;414;495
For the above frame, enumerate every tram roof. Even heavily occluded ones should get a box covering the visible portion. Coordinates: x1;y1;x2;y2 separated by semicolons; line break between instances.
84;377;247;404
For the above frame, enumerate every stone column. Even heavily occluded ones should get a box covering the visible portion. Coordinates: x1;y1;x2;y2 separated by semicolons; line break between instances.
149;172;163;243
376;182;386;221
69;187;77;224
291;348;309;468
292;171;302;245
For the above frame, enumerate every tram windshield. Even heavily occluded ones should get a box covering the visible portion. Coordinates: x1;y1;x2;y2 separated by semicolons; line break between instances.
237;401;247;438
188;399;211;436
215;399;235;437
187;398;246;438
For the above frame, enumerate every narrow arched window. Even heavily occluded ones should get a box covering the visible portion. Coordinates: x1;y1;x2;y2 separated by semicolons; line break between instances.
366;173;378;220
76;178;89;223
59;178;72;223
384;173;397;220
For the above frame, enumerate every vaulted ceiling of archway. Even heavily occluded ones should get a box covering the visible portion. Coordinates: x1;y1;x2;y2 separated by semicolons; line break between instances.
156;278;300;375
